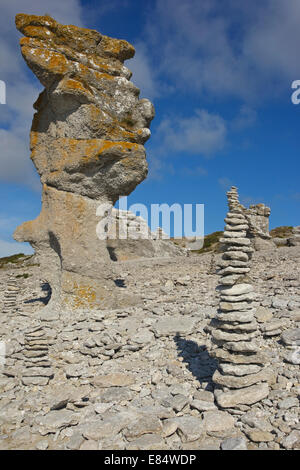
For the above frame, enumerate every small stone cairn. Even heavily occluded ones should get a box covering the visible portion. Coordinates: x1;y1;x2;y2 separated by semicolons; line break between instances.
2;276;20;314
21;325;54;386
211;187;271;409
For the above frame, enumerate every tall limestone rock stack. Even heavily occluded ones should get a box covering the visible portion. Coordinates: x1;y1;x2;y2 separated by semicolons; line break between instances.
212;187;271;408
13;14;155;310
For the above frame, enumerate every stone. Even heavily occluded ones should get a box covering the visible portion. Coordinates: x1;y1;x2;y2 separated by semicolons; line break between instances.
261;320;285;334
126;434;166;450
219;293;255;302
281;328;300;346
277;397;299;410
280;430;300;450
169;394;190;412
246;430;274;443
152;317;197;337
215;383;269;408
213;368;274;389
133;329;155;344
14;13;155;311
224;218;247;226
193;390;215;402
225;225;249;231
218;275;245;286
218;363;262;377
272;298;289;309
216;311;255;323
212;329;256;343
255;307;273;323
93;373;135;388
35;440;49;450
284;349;300;365
223;231;247;238
241;412;273;432
202;411;235;433
65;364;87;378
100;387;133;403
79;440;99;450
219;301;253;312
217;267;251;276
94;403;114;414
217;283;253;296
220;437;247;450
223;341;259;353
65;432;85;450
219;238;251;246
161;419;178;438
22;367;54;377
222;251;249;261
173;416;205;442
22;377;49;386
35;410;79;433
123;415;162;440
213;349;267;364
190;400;217;412
216;321;258;332
81;412;133;440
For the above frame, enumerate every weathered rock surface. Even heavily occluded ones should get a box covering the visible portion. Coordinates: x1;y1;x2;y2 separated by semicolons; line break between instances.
13;14;155;311
0;243;299;450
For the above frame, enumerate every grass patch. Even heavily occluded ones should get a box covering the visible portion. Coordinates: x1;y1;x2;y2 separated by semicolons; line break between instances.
16;273;30;279
192;231;223;254
0;253;26;268
270;226;293;239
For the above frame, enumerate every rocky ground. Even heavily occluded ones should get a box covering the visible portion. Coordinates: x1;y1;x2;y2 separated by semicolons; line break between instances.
0;247;299;450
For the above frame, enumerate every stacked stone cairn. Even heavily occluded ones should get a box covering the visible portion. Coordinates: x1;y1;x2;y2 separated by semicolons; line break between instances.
212;187;271;409
2;277;20;314
21;325;54;386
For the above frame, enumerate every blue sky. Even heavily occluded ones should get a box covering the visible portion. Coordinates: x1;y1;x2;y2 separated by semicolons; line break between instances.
0;0;299;256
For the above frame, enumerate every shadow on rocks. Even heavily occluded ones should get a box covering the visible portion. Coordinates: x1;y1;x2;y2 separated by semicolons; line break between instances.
24;282;52;305
173;333;218;389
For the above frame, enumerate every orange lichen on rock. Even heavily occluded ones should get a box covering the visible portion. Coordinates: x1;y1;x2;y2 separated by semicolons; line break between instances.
21;45;70;77
97;35;135;61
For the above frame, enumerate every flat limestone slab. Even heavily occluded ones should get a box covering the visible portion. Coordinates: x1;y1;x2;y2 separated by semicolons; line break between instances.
152;316;197;337
212;368;275;389
217;283;253;296
213;348;267;364
215;383;269;408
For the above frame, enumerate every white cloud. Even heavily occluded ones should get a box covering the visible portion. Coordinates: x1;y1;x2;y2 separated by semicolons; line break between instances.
240;195;266;207
181;166;208;177
143;0;300;101
0;239;33;258
231;105;257;131
145;153;175;182
218;177;234;190
156;109;227;157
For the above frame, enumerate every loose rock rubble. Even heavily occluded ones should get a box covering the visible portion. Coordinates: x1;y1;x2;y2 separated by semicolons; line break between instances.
2;277;20;315
1;11;298;453
0;242;299;450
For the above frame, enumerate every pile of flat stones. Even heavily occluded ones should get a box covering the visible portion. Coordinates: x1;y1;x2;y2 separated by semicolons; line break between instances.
211;187;271;409
21;325;54;386
2;277;19;315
